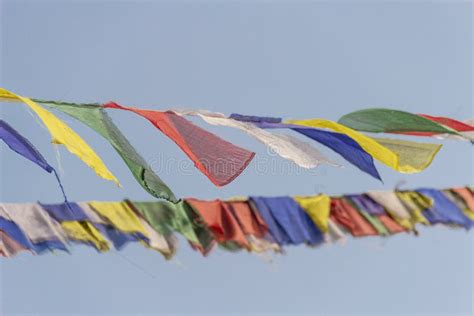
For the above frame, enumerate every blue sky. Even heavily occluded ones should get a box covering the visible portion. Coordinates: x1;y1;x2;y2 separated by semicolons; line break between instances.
0;1;472;315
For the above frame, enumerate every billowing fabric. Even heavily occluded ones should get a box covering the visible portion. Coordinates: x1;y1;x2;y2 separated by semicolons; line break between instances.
40;203;110;252
294;195;331;233
44;101;177;202
129;200;214;253
248;197;291;245
172;109;339;169
0;231;28;257
374;137;441;172
251;197;324;245
0;119;69;203
186;199;249;249
367;191;413;229
286;118;442;173
0;88;119;185
0;203;68;248
396;192;431;225
337;108;456;134
104;103;255;187
258;122;381;180
346;194;386;216
87;202;149;239
330;198;378;237
416;189;473;229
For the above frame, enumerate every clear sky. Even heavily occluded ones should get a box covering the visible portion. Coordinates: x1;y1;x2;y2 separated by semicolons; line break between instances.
0;1;472;315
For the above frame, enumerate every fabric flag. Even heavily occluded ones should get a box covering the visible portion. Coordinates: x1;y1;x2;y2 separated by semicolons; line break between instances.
250;197;324;246
294;195;331;233
0;120;71;204
104;103;255;187
186;199;250;249
337;109;456;134
172;109;340;169
0;88;119;186
286;118;442;173
42;101;177;202
40;203;110;252
396;192;431;225
0;231;29;257
330;198;378;237
129;200;214;255
0;203;68;253
248;197;291;245
416;189;473;229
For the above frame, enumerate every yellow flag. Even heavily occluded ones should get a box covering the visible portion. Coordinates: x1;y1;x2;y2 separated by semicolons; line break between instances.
0;88;119;185
88;201;149;237
294;195;331;233
61;221;110;252
285;119;441;173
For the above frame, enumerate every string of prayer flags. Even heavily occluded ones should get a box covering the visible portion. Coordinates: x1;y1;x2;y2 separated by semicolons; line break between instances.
1;88;473;204
0;186;472;258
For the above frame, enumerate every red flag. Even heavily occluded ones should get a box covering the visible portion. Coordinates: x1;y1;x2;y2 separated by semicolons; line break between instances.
104;102;255;186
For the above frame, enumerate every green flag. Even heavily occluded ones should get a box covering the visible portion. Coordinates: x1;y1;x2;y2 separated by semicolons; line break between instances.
130;200;215;254
338;108;457;134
